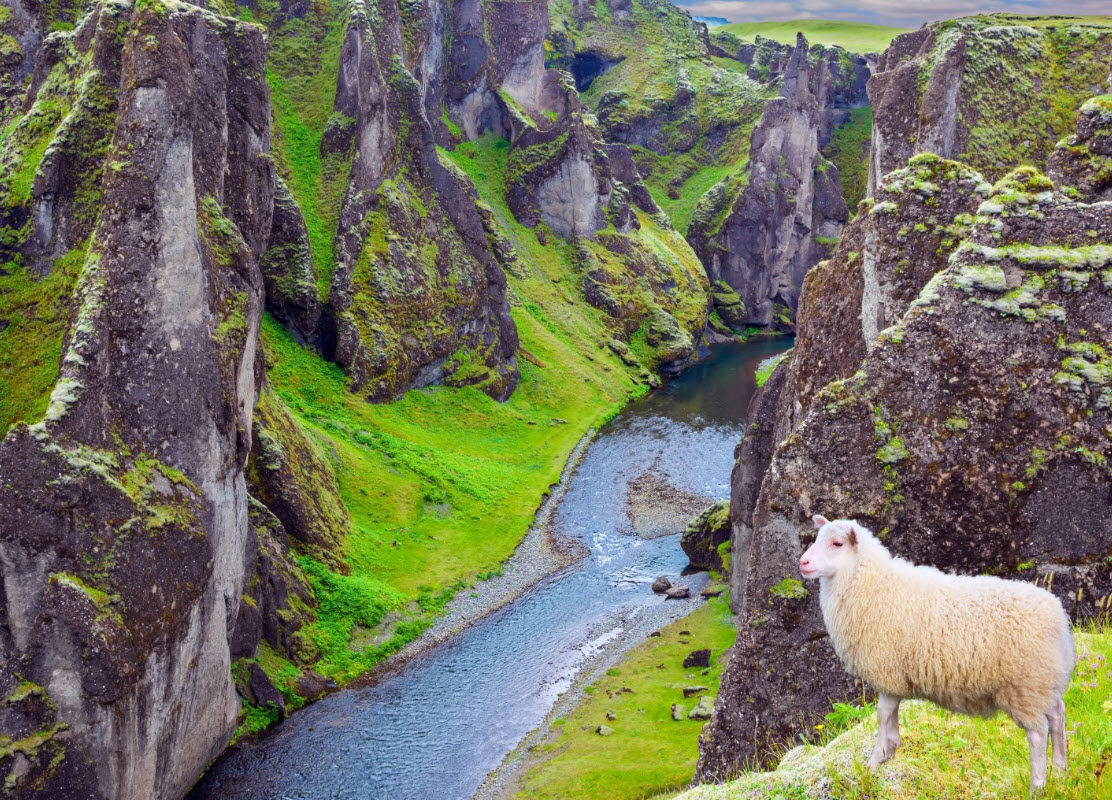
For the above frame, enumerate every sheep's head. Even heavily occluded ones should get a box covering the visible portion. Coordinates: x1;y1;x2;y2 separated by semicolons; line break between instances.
800;516;861;579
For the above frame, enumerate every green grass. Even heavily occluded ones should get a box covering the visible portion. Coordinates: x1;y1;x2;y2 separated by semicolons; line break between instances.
716;20;911;54
677;624;1112;800
246;0;349;298
754;350;790;388
823;106;873;213
259;129;709;682
548;0;772;236
512;594;737;800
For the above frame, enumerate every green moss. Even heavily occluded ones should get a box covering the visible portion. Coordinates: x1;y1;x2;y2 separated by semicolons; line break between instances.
257;0;349;298
0;246;87;433
49;572;110;607
755;350;789;387
769;577;808;600
876;437;910;464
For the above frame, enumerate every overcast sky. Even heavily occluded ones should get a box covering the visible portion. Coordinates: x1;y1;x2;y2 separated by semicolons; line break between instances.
674;0;1112;28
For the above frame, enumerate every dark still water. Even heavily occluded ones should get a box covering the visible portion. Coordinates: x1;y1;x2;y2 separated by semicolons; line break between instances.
188;336;791;800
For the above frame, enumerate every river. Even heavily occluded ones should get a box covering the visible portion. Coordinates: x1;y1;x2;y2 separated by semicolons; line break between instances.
188;336;790;800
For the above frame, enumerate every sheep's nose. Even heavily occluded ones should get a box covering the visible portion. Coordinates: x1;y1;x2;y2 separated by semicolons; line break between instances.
799;556;810;568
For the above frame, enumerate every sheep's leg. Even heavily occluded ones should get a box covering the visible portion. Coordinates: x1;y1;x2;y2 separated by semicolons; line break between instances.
867;693;901;770
1047;696;1067;771
1025;719;1049;793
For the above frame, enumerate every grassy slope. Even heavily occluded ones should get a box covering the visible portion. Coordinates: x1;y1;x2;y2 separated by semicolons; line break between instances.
677;625;1112;800
257;128;713;685
513;593;738;800
716;20;910;54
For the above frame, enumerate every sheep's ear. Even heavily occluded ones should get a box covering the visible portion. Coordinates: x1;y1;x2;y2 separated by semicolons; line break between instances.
847;524;859;547
812;515;829;529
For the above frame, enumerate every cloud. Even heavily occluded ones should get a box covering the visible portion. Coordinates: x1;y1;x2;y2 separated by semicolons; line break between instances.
673;0;1112;28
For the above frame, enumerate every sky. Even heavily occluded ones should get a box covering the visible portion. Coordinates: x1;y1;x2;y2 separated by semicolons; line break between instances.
672;0;1112;28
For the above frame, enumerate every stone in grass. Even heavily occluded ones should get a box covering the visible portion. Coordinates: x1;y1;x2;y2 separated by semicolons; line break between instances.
699;585;724;598
683;649;711;668
688;696;714;720
665;585;690;599
682;685;708;698
651;576;672;593
671;704;687;721
606;710;617;720
596;725;615;736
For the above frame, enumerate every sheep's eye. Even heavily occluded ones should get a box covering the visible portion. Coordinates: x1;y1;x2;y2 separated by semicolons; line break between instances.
831;540;844;548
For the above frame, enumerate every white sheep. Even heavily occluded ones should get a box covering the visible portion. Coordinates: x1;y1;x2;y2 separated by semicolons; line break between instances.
799;516;1075;793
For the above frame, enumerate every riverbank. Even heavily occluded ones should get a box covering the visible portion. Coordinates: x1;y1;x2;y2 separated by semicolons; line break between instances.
478;590;734;800
370;431;595;672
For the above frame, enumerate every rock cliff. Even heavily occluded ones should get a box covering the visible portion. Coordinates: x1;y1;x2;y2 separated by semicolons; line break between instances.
868;15;1112;193
697;79;1112;781
688;34;871;326
547;0;873;328
0;2;274;796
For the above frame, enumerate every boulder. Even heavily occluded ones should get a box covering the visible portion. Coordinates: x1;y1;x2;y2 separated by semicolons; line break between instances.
665;585;691;599
671;704;687;721
683;649;711;669
681;501;731;571
596;725;615;736
688;696;714;720
683;686;709;698
651;576;672;593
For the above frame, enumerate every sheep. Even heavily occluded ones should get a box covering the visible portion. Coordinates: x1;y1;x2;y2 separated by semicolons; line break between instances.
799;515;1075;793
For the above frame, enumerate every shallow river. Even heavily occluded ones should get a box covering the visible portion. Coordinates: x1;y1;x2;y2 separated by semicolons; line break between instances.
189;337;790;800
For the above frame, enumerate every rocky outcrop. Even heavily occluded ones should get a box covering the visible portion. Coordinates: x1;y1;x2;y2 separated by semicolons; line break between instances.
867;15;1112;193
697;99;1112;780
1048;94;1112;203
321;0;520;401
260;177;322;344
0;2;275;797
688;35;872;326
247;390;352;568
681;501;730;571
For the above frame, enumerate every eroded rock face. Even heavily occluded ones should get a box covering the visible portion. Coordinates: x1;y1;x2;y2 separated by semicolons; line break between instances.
868;15;1112;193
0;2;275;797
697;108;1112;781
688;35;871;326
322;0;520;401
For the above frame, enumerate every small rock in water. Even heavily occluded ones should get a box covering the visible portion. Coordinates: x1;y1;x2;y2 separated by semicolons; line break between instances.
665;585;690;599
682;685;708;698
688;696;714;720
606;711;617;721
596;725;615;736
671;704;686;721
683;649;711;668
651;576;672;593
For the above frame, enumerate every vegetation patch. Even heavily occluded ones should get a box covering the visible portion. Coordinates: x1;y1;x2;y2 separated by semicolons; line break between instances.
512;594;736;800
